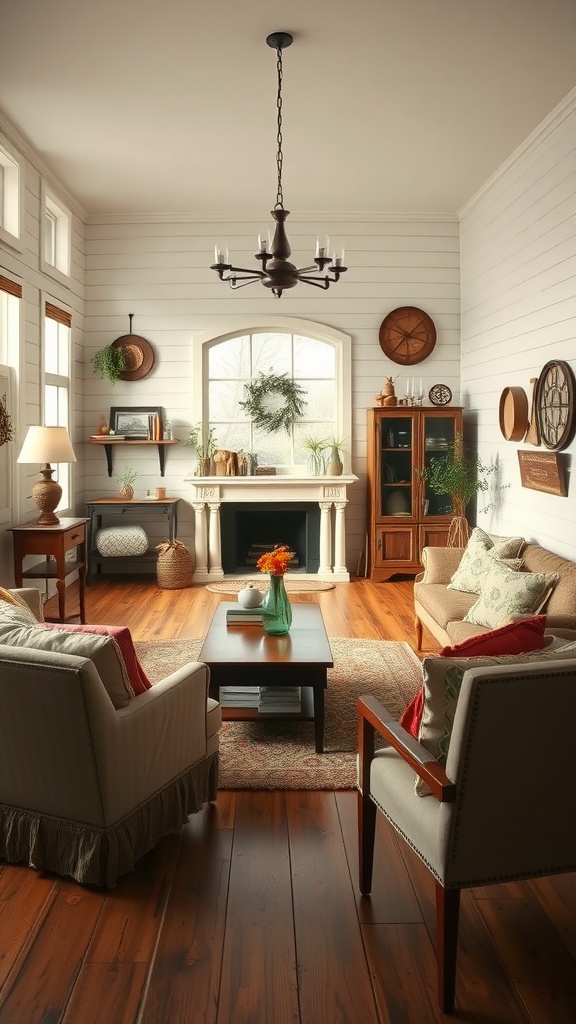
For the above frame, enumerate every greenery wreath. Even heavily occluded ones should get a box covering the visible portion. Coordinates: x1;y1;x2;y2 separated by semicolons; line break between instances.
239;372;308;434
0;394;14;447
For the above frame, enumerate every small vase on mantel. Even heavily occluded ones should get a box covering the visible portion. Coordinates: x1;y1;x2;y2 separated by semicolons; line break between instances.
262;574;292;635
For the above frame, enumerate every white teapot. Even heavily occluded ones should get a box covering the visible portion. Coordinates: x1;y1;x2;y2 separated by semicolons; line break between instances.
237;583;264;608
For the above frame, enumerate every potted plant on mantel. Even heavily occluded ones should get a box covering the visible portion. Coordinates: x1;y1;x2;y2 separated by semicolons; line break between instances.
185;424;218;476
420;435;497;547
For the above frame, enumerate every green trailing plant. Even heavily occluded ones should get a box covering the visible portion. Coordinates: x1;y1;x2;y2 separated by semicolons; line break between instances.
91;345;127;385
239;372;307;434
184;424;218;460
115;465;138;488
0;394;14;446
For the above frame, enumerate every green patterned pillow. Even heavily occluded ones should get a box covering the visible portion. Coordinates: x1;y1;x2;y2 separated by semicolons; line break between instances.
415;638;576;795
463;561;558;628
447;527;525;594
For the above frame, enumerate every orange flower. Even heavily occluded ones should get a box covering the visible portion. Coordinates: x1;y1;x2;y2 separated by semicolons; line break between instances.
256;544;295;576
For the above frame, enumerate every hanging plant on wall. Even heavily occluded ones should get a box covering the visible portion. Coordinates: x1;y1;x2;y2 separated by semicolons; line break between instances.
239;372;307;434
0;394;14;446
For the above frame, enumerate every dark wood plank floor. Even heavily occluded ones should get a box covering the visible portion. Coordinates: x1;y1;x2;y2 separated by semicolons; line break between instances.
1;576;575;1023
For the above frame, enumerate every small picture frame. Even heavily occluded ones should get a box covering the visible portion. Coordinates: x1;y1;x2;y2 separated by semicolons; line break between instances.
110;406;163;438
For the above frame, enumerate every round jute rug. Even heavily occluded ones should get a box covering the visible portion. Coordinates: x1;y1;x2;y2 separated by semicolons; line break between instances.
205;578;335;594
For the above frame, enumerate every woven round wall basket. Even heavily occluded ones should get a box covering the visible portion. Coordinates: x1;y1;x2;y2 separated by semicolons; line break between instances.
156;540;194;589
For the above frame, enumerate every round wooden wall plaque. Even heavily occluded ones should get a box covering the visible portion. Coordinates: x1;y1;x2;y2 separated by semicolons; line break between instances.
499;386;529;440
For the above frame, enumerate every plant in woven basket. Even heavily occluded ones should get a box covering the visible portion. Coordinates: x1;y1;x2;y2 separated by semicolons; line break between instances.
91;344;127;385
0;394;14;446
420;435;496;546
115;465;138;499
239;372;307;434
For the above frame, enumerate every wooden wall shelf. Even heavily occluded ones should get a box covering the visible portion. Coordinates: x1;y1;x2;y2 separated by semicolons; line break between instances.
88;438;180;477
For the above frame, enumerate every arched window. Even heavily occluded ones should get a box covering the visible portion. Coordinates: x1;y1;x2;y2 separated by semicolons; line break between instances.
193;318;351;470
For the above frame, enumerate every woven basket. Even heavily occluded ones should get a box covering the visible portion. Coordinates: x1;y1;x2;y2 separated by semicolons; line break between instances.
156;540;194;589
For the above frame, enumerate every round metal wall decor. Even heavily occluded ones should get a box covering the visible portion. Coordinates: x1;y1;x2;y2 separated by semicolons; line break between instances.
379;306;436;365
534;360;575;451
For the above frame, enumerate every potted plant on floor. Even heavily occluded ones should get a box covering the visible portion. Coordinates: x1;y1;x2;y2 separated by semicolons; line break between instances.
420;435;496;546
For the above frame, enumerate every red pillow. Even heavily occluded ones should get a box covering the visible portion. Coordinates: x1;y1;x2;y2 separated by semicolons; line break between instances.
399;687;424;738
43;623;153;695
439;615;547;658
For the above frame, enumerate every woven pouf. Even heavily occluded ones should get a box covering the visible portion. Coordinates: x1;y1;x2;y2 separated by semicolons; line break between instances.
156;539;194;588
95;525;148;557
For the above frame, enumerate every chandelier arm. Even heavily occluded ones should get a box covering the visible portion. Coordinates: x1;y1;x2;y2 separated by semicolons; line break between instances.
215;266;266;280
227;277;264;290
295;276;332;290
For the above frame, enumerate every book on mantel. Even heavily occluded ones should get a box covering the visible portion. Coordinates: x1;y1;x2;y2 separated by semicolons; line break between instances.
226;606;264;624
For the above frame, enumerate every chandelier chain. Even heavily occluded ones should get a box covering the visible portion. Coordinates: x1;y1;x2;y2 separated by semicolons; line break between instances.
275;45;284;209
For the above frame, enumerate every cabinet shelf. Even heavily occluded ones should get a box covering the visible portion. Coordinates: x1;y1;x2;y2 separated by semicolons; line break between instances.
88;438;180;477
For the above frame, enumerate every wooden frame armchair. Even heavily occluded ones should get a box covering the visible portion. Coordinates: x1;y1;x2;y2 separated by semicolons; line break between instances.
357;659;576;1012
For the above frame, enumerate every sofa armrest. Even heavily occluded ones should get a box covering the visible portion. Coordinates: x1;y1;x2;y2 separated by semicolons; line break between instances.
9;588;44;621
418;546;465;585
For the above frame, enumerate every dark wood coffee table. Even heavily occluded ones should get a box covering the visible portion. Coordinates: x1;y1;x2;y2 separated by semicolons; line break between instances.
199;602;333;753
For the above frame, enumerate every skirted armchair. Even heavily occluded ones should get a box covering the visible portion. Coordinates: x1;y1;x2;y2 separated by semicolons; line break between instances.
0;590;220;888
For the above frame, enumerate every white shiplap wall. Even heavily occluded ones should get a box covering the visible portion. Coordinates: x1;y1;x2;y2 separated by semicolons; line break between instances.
0;113;86;583
83;215;461;571
460;88;576;559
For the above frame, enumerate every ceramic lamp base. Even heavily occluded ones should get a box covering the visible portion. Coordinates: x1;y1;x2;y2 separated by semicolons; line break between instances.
32;466;61;525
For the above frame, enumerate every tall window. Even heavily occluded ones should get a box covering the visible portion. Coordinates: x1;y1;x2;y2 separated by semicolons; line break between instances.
40;187;71;280
0;275;21;526
207;330;341;466
44;302;72;510
0;134;23;248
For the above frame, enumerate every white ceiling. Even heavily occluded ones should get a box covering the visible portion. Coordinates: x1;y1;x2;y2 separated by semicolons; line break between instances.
1;0;575;219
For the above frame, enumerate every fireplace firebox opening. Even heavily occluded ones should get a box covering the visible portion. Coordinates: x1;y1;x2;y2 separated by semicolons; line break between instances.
220;502;321;574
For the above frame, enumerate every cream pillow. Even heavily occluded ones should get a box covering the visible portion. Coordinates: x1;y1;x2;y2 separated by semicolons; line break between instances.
0;599;38;627
415;638;576;795
0;622;134;707
464;561;559;628
447;527;525;594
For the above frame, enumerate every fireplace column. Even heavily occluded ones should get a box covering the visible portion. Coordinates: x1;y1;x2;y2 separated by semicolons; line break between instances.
318;501;333;574
207;501;223;576
192;502;209;574
333;501;348;575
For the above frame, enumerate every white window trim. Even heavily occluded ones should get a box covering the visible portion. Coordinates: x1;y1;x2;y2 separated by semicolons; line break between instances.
40;182;72;284
0;133;24;252
192;316;352;456
41;292;75;514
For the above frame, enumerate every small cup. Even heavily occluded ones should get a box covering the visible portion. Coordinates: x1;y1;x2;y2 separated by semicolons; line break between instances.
155;487;167;499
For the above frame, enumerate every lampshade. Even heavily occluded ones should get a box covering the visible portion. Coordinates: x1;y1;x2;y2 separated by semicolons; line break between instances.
17;425;77;526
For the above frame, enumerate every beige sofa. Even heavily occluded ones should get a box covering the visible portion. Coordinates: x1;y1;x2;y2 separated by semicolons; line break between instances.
0;589;220;887
414;542;576;650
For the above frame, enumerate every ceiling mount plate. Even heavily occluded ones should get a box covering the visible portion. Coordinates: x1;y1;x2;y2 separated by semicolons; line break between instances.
266;32;294;49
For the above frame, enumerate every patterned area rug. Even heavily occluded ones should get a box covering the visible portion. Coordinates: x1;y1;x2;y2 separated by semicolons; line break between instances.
136;637;422;790
205;578;335;593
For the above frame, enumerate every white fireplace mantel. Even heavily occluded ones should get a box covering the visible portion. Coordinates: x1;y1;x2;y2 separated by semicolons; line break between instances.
184;473;358;583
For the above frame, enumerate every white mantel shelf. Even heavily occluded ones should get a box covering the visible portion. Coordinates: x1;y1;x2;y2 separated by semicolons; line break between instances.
184;473;358;583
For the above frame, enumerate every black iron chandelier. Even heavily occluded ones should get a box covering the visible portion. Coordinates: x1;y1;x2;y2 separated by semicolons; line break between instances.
210;31;347;299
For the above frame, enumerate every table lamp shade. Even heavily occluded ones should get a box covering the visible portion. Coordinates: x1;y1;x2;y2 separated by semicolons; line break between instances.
17;426;77;525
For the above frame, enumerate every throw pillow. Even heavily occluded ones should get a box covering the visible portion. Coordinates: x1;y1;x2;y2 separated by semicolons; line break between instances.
439;614;548;657
0;597;38;627
447;527;525;594
415;638;576;795
399;687;424;738
0;621;134;707
96;526;148;557
43;622;152;695
464;562;559;628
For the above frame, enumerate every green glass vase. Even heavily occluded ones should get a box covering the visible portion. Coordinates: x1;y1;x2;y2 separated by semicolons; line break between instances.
262;574;292;635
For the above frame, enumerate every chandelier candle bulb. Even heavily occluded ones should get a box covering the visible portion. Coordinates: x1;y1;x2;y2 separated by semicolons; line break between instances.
214;244;228;265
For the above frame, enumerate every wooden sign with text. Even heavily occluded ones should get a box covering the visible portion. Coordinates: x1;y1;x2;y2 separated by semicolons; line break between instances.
517;450;567;496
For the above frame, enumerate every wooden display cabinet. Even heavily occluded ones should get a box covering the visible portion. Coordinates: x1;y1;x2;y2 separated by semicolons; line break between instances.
366;405;463;582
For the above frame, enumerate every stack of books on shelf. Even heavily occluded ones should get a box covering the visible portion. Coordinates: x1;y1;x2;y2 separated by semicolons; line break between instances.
218;686;260;708
226;606;263;625
258;685;302;714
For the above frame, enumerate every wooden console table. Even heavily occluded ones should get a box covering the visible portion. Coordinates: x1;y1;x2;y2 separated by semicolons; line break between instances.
86;497;180;582
10;517;88;623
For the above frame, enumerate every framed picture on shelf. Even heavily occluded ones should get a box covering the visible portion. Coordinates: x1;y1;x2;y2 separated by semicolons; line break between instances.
110;406;163;438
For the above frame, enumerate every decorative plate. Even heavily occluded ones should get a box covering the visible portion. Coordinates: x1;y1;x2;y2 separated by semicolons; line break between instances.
379;306;436;365
428;383;452;407
534;360;576;451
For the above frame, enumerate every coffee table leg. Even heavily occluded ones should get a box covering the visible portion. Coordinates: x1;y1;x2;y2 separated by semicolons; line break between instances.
313;683;325;753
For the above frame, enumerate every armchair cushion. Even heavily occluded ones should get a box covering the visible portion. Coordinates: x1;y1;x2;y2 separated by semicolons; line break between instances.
416;638;576;794
0;621;134;707
43;623;153;696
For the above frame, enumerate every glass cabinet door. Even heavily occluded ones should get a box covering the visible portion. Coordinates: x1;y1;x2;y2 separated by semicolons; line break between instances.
378;412;416;518
422;412;457;517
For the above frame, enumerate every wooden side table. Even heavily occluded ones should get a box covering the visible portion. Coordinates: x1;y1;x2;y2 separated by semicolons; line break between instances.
10;518;88;623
